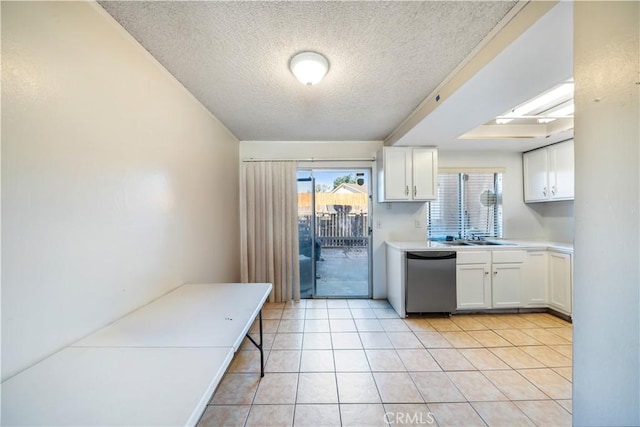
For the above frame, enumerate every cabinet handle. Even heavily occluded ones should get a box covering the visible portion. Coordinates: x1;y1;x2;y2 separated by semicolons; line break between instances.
494;271;498;275
543;187;547;197
413;186;417;197
485;271;489;275
551;185;556;196
405;186;409;196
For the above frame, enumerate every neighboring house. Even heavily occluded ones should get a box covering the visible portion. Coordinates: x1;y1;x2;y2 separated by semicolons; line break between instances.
331;183;367;194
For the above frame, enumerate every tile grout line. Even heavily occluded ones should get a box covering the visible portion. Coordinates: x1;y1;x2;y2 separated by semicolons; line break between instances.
205;305;572;427
290;346;302;427
330;305;344;426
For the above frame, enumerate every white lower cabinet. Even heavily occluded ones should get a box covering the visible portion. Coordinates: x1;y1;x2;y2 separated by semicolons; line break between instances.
522;251;548;307
389;244;572;318
491;251;526;308
456;250;526;310
456;251;492;310
492;263;523;308
548;251;572;315
457;264;492;309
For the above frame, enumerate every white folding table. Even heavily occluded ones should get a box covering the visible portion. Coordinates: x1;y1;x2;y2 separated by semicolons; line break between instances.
2;282;273;426
1;346;233;426
75;283;272;351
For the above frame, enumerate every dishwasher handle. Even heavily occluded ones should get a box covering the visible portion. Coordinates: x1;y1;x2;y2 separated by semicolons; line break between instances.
407;251;456;260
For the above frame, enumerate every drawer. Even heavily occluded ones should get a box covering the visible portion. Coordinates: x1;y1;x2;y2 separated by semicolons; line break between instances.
456;251;491;265
492;250;526;264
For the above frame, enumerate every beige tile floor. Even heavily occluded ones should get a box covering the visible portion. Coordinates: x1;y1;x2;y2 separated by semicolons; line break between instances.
198;300;572;427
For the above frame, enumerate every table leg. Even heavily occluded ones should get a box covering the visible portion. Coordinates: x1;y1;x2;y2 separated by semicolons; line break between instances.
245;309;265;377
258;310;264;377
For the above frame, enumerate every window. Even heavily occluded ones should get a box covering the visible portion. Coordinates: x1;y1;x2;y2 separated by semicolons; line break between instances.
428;172;503;240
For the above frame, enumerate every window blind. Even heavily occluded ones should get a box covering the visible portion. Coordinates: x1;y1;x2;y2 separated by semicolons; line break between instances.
428;172;503;240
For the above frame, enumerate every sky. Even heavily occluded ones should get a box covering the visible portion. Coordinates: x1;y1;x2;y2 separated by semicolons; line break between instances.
297;170;370;192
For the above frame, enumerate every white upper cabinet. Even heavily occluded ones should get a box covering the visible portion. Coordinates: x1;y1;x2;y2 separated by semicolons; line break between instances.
377;147;437;202
411;148;438;200
548;141;575;200
379;147;411;200
523;148;549;202
523;140;574;203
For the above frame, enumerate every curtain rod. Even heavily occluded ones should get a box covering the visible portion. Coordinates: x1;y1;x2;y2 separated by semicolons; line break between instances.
242;158;376;162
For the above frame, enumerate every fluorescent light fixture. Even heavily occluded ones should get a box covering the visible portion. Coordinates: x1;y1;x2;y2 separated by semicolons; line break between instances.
537;102;574;123
497;83;574;124
289;51;329;86
549;103;574;117
511;83;573;115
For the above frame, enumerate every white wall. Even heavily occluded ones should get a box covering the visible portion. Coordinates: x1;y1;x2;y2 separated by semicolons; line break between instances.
573;2;640;425
528;200;574;243
2;2;240;380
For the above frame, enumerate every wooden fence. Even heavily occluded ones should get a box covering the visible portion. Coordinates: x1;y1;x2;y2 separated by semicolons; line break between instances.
299;212;369;247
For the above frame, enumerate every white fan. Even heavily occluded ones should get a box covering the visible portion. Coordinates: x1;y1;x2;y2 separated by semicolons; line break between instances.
480;189;497;236
480;189;497;206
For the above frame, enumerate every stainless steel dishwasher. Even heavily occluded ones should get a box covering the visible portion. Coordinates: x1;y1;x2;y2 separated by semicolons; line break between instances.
406;251;457;314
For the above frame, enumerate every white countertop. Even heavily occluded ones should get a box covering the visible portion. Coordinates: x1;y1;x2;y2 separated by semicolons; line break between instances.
386;239;573;254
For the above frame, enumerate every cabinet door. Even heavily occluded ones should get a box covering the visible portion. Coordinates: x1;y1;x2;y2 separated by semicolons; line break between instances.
523;149;549;202
522;251;548;306
492;263;523;308
412;148;437;200
549;252;572;314
456;263;491;309
549;140;574;200
382;148;411;201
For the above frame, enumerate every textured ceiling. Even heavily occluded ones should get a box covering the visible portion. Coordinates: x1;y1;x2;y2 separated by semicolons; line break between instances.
99;1;518;141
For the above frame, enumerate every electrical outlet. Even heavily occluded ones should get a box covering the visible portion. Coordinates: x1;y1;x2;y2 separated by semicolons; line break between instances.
415;219;421;228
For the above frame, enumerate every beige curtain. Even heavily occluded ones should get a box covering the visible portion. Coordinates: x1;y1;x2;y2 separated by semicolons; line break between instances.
240;161;300;302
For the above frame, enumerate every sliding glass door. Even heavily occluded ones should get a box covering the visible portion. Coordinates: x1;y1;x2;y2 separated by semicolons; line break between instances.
297;174;316;298
297;169;371;298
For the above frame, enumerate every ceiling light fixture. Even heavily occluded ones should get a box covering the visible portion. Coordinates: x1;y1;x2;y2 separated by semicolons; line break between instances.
289;51;329;86
536;102;575;124
548;103;574;117
497;82;574;124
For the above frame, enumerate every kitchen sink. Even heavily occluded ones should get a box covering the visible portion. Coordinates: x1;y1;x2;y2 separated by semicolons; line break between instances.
443;241;472;246
436;240;511;247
